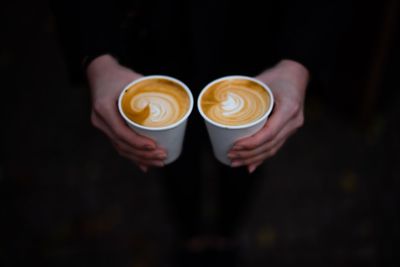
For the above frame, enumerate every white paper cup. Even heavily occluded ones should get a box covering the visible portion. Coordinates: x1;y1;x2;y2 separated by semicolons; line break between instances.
198;75;274;165
118;75;194;164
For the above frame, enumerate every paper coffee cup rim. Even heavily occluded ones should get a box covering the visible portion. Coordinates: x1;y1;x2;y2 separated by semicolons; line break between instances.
197;75;274;130
118;75;194;131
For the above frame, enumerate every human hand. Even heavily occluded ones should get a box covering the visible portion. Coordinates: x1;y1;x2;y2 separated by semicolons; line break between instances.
86;54;167;172
228;59;309;173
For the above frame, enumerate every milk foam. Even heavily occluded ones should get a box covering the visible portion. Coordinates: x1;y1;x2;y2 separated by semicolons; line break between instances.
200;79;270;126
121;79;190;128
222;92;244;116
132;93;179;124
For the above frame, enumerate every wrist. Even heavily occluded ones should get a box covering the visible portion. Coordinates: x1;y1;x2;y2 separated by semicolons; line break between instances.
277;59;309;77
86;54;119;73
258;59;310;90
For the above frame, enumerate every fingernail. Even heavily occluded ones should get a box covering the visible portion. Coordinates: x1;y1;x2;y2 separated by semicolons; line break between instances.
248;165;257;174
227;152;236;159
231;161;242;167
232;145;243;151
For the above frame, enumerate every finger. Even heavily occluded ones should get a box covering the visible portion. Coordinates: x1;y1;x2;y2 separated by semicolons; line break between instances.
229;123;297;160
231;139;285;167
91;112;119;140
247;160;263;174
138;165;148;173
232;110;289;151
229;120;292;158
94;103;157;150
112;141;167;161
93;112;162;156
233;97;301;150
119;150;165;167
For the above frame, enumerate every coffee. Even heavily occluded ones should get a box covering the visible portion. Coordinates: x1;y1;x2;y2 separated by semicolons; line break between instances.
118;75;193;164
120;78;191;128
200;78;271;126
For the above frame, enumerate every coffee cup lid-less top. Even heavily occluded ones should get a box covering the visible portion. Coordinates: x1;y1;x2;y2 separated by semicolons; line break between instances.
197;75;274;129
118;75;194;131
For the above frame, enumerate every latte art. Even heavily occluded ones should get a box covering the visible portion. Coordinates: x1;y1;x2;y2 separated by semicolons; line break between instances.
222;93;244;116
121;79;190;128
200;79;270;126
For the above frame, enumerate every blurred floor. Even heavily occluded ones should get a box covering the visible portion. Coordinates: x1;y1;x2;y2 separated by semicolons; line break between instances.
1;1;399;267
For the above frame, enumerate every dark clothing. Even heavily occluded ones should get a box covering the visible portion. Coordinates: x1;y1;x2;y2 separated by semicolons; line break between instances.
52;0;352;87
51;0;352;240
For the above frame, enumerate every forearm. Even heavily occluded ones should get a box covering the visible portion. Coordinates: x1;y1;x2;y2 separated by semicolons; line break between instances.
258;59;310;93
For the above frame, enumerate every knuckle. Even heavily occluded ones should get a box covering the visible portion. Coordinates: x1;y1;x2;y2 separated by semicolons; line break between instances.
292;104;301;116
297;114;304;128
92;101;102;114
246;138;261;149
92;99;108;114
90;112;101;129
294;102;301;112
254;136;263;146
287;100;301;116
114;128;128;141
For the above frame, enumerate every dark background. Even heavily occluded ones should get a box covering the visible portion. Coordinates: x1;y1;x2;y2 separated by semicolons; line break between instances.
1;0;399;266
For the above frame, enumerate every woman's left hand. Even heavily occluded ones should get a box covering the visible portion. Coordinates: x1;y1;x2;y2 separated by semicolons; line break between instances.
228;59;309;173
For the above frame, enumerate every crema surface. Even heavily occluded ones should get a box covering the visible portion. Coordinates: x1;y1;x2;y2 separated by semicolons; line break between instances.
201;79;270;126
121;79;190;128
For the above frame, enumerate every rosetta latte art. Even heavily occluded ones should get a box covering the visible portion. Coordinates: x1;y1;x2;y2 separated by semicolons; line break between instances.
121;79;190;127
201;79;270;126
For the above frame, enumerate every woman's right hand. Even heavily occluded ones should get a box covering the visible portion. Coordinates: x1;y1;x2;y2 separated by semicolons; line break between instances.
86;54;167;172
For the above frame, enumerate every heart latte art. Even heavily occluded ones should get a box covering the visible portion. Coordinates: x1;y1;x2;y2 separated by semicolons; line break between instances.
121;78;190;128
200;79;271;126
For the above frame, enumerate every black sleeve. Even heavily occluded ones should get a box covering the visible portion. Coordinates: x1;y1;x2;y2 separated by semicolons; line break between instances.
50;0;126;81
276;0;354;78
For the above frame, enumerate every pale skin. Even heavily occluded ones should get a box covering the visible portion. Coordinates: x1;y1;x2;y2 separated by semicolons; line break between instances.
87;55;309;173
228;59;309;173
